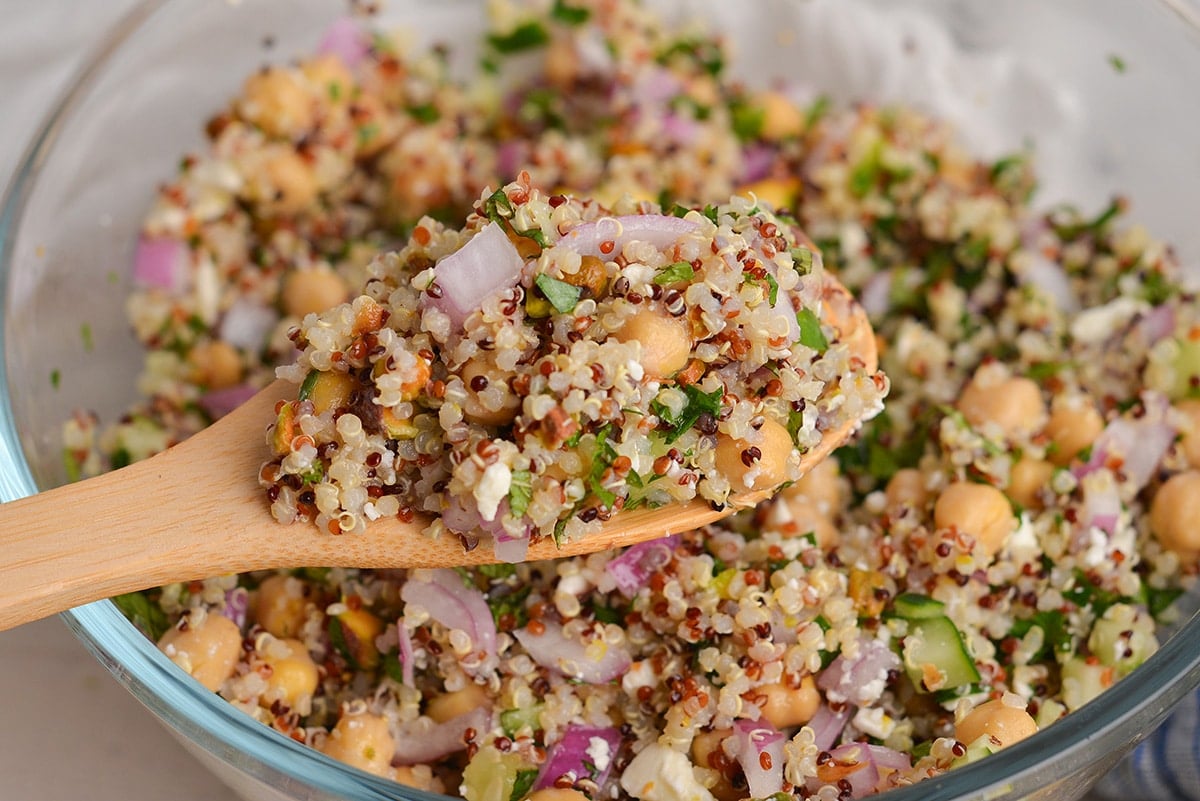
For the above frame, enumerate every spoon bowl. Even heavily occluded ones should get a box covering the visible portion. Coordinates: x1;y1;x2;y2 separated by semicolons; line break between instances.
0;275;875;632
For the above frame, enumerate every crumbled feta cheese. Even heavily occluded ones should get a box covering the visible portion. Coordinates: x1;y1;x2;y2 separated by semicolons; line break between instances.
853;706;896;739
474;462;512;522
620;743;716;801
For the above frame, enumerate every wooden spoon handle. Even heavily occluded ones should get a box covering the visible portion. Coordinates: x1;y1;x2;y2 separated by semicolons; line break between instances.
0;381;291;631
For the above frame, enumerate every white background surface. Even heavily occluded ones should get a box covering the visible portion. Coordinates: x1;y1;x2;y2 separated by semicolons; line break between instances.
0;2;232;798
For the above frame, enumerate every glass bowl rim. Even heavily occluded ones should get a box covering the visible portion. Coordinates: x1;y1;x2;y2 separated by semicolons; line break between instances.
0;1;1199;799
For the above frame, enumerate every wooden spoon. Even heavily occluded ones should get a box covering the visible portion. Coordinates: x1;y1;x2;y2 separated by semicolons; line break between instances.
0;277;876;632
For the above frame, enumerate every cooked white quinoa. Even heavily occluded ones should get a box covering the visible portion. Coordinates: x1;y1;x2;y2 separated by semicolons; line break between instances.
66;1;1200;799
261;179;882;548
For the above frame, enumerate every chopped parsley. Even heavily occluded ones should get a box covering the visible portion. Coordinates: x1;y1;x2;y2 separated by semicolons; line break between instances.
657;37;725;77
534;274;582;314
488;585;531;628
488;21;550;54
112;591;170;640
407;103;440;123
795;307;828;353
50;369;60;390
80;323;94;352
298;369;321;401
509;770;538;801
587;424;620;509
508;469;533;517
653;384;724;444
1009;609;1072;662
1108;54;1127;73
551;0;591;25
654;261;695;285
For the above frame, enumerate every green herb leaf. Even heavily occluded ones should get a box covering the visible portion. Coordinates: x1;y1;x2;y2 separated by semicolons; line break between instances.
1108;53;1127;73
50;369;60;390
534;274;582;314
764;273;779;306
592;601;624;624
702;204;720;224
327;616;357;669
654;384;724;444
795;307;828;352
508;469;533;517
511;767;538;799
654;261;695;285
589;475;617;509
790;246;814;275
488;585;531;628
1010;609;1071;662
476;563;517;580
488;21;550;54
407;103;440;123
382;648;406;683
483;186;514;225
80;323;94;353
730;99;765;141
112;591;170;640
298;369;321;401
551;0;591;24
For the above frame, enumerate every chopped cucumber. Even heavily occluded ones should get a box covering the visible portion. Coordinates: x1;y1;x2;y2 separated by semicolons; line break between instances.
1086;603;1158;678
1035;698;1067;729
902;615;981;693
950;736;995;769
892;592;946;620
499;705;544;737
461;745;535;801
1060;655;1114;711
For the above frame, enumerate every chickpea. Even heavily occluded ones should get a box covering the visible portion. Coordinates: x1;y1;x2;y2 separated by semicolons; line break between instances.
611;308;692;379
262;150;318;216
957;366;1046;439
736;176;802;211
1043;397;1104;466
187;340;243;390
157;611;242;692
758;91;805;141
543;35;580;88
690;729;740;801
260;637;320;711
1007;457;1054;511
527;789;591;801
1150;471;1200;559
933;481;1015;556
301;54;354;105
281;267;349;318
461;357;521;427
1174;399;1200;468
955;699;1038;749
240;67;315;140
781;458;841;515
562;255;608;299
426;683;490;724
390;765;440;793
251;574;308;639
777;496;838;549
885;468;929;511
757;676;821;729
320;710;395;777
714;417;794;494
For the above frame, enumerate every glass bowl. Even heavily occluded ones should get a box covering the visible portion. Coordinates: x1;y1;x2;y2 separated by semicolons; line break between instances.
2;1;1200;800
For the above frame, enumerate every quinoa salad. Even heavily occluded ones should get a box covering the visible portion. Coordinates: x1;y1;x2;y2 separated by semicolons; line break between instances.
61;0;1200;799
262;177;882;551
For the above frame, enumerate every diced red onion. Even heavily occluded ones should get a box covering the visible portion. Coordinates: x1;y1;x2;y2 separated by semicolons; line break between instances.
392;705;492;765
534;725;623;790
1017;252;1079;314
820;743;884;799
807;703;850;751
631;66;684;105
513;620;630;684
728;718;785;799
401;569;497;657
316;17;370;70
605;535;679;597
557;215;701;260
396;619;415;687
1135;304;1177;345
492;526;530;563
133;236;186;291
817;638;900;707
221;587;248;630
218;298;277;351
860;743;911;772
422;222;525;327
198;383;259;420
661;112;700;146
860;270;893;319
496;140;530;178
1074;392;1175;492
740;143;778;185
1081;481;1121;536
